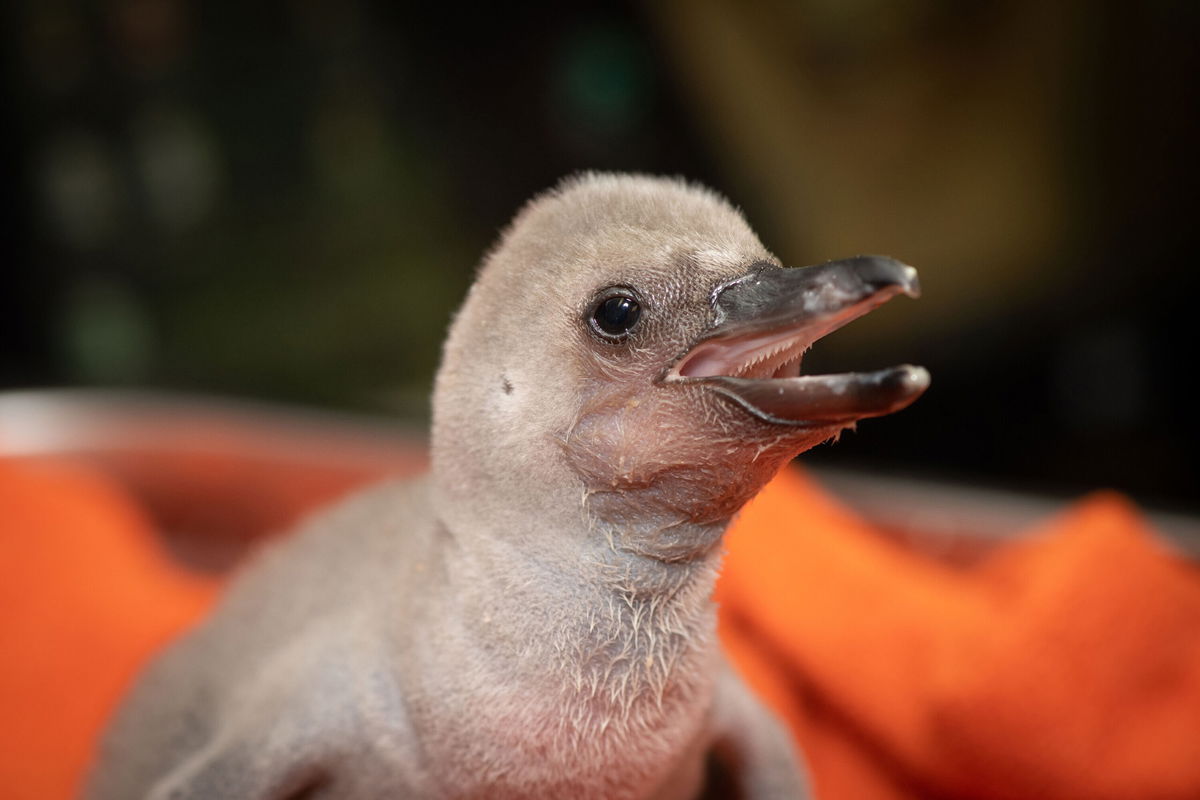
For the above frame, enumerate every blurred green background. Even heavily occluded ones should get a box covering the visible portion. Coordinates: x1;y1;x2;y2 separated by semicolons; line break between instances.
3;0;1197;509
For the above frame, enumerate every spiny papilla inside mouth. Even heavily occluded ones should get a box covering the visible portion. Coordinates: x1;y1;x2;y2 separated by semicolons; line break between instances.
674;325;810;381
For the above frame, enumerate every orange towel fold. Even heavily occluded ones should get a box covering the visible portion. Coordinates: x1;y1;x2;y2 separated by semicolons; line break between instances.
719;468;1200;800
0;458;218;800
2;457;1198;799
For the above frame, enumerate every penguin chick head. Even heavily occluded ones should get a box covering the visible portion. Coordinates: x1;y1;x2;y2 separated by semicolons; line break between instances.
432;173;927;563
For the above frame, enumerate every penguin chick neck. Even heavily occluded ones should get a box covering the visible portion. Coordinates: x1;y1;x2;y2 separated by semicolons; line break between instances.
430;172;927;584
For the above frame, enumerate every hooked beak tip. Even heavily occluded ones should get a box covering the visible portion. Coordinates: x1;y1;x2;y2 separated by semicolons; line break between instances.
900;264;921;298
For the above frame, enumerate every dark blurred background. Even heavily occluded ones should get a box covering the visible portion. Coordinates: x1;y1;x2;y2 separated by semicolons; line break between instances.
3;0;1198;511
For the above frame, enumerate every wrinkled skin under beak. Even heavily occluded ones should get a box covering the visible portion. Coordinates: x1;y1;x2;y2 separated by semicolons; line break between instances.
666;255;930;426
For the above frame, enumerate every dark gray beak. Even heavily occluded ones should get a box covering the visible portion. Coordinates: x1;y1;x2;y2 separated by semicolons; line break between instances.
667;255;929;426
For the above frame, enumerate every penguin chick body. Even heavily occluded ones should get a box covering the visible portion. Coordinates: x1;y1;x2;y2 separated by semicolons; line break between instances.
85;173;928;800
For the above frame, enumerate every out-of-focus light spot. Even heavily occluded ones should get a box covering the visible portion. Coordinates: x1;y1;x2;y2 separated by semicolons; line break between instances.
132;105;223;233
552;23;652;150
108;0;189;78
310;88;398;202
38;131;126;250
58;277;154;382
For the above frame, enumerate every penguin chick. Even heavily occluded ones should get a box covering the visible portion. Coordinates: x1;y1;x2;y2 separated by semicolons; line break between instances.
84;173;928;800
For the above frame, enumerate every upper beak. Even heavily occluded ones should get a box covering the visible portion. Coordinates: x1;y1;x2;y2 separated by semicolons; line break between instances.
666;255;929;426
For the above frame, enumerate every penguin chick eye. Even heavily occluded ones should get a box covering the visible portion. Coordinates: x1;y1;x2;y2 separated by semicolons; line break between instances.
590;293;641;340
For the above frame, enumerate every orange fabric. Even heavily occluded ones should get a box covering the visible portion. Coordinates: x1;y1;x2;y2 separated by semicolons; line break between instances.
719;468;1200;800
0;458;218;800
2;457;1198;799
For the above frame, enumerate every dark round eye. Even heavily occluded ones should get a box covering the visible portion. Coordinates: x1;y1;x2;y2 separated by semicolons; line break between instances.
591;294;641;339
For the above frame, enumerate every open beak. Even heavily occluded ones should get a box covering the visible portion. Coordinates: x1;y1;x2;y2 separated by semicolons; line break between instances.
665;255;929;426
